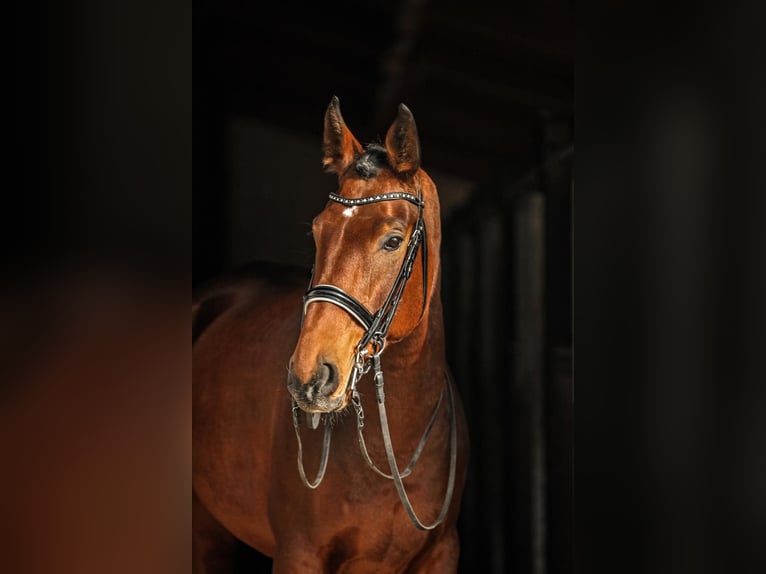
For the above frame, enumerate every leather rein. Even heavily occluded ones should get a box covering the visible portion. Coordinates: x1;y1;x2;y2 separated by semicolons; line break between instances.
291;187;458;530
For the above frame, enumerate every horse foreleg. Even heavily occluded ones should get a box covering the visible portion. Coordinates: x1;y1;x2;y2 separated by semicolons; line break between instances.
193;492;240;574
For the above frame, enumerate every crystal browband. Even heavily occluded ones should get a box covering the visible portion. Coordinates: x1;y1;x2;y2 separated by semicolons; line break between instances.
329;191;423;207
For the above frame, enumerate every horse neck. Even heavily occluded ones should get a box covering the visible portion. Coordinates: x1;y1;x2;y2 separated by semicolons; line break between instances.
377;289;447;420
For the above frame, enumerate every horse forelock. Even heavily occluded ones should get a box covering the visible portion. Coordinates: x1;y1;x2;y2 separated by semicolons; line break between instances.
353;143;389;179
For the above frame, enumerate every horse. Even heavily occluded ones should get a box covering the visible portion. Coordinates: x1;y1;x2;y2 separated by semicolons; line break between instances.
192;96;470;573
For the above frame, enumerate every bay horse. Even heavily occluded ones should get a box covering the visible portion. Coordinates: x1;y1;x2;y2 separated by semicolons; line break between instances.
193;96;470;573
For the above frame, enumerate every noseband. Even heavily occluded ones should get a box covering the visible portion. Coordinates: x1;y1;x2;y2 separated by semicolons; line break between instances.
291;186;458;530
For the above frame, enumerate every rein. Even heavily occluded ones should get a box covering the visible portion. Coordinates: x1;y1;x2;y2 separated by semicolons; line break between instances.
291;187;458;530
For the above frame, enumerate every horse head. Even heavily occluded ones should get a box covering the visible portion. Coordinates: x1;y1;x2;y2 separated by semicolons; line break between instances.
287;96;442;414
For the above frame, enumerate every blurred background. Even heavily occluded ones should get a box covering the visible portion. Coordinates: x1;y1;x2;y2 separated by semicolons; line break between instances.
5;0;763;572
194;0;573;572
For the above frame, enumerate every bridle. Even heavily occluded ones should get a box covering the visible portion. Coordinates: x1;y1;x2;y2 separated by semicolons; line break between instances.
305;189;427;355
291;185;458;530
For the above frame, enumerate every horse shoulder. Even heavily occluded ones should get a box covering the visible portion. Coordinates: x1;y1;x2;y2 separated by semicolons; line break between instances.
192;260;308;556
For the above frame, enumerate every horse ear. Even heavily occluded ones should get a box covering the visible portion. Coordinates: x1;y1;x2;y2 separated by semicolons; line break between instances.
322;96;363;175
385;103;421;174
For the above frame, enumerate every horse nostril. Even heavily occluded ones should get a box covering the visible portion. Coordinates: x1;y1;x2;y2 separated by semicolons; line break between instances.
315;362;338;397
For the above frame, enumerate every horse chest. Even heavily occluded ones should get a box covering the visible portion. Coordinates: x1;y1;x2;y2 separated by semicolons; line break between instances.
314;506;431;573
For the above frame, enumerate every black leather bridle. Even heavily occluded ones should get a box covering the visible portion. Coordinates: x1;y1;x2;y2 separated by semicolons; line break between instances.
302;188;428;357
291;185;458;531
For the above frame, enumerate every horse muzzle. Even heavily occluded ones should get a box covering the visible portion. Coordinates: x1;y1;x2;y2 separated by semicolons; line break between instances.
287;361;346;413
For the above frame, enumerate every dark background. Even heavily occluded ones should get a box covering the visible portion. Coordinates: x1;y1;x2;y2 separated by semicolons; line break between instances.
5;0;765;572
194;0;573;572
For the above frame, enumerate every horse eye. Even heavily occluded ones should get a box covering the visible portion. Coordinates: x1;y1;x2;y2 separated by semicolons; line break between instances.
383;235;404;251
